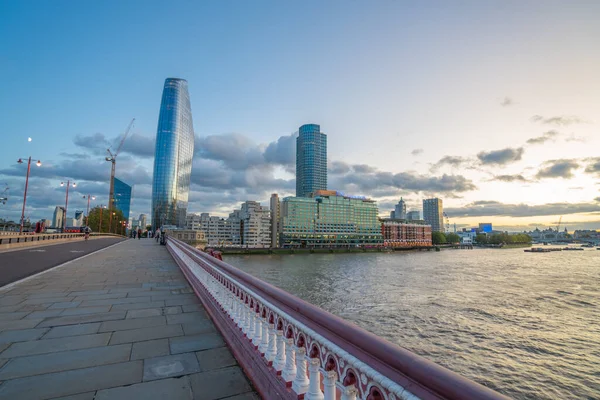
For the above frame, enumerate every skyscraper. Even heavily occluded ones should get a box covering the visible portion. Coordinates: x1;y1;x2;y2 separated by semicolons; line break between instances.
113;177;132;222
296;124;327;197
151;78;195;229
52;206;65;229
394;197;407;220
270;193;280;248
423;198;444;232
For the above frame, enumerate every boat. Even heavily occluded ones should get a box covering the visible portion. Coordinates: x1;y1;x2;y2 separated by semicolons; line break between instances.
563;247;584;251
525;247;552;253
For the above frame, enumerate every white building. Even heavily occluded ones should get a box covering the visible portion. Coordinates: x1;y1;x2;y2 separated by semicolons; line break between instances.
186;213;232;246
52;206;65;228
394;197;407;220
239;201;271;248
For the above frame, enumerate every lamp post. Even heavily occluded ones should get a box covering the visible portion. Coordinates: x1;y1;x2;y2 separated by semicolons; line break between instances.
17;157;42;234
109;211;116;233
82;195;96;227
60;180;76;232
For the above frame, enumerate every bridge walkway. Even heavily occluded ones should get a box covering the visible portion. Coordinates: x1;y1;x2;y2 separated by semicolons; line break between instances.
0;238;258;400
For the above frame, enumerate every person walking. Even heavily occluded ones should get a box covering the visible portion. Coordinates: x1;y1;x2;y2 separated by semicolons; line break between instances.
137;228;142;240
155;228;161;243
148;230;152;239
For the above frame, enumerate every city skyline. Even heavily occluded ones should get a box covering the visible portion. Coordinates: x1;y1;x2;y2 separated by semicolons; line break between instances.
1;1;599;231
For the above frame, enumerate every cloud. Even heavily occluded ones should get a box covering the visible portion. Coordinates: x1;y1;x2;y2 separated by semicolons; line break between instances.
120;133;155;158
530;115;585;126
411;149;424;156
74;131;155;158
477;147;524;165
73;132;110;154
263;132;297;166
526;130;560;145
431;155;471;171
500;97;514;107
584;158;600;177
491;174;531;183
329;161;351;175
536;159;580;179
565;134;587;143
445;200;600;218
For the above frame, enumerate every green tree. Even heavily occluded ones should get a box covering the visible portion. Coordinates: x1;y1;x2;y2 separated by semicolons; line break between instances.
445;232;460;244
475;234;488;244
432;231;447;245
87;207;126;235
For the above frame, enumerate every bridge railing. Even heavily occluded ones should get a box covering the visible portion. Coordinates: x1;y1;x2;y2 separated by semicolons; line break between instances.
167;237;508;400
0;232;123;245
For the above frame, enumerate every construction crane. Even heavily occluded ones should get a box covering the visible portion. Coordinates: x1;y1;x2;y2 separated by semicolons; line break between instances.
106;118;135;210
0;184;8;205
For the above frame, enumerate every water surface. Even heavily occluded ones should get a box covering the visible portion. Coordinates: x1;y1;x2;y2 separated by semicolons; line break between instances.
227;247;600;399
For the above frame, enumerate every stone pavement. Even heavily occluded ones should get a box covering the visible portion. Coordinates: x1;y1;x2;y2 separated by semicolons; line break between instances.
0;239;259;400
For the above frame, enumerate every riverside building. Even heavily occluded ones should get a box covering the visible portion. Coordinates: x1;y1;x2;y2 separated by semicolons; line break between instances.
186;213;232;247
423;198;444;232
151;78;195;229
279;190;383;248
381;219;432;248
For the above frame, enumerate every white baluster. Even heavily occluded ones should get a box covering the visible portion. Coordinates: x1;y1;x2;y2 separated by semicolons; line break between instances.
323;370;337;400
252;313;262;347
282;338;296;381
306;358;324;400
292;347;309;395
258;319;269;354
232;297;240;323
273;330;286;371
265;324;277;362
247;307;256;340
241;302;249;334
340;385;358;400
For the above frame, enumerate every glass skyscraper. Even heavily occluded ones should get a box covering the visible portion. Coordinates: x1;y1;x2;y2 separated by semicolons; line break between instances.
296;124;327;197
113;177;132;222
152;78;195;230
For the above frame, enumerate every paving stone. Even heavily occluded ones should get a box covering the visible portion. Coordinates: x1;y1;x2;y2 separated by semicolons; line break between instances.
182;304;205;313
0;311;30;321
142;353;200;381
0;305;23;313
99;315;165;332
0;318;44;331
0;342;9;352
21;296;74;305
0;332;111;358
17;303;53;311
0;343;132;380
164;306;182;315
195;347;237;372
125;308;162;319
23;309;65;319
48;301;82;309
123;290;155;297
182;321;216;335
223;393;261;400
169;333;225;354
0;295;25;306
109;324;184;345
0;328;49;344
188;366;252;400
79;296;152;307
165;295;200;307
73;293;127;302
68;290;109;296
37;311;126;327
60;306;112;316
42;322;101;339
95;376;193;400
131;338;170;360
110;301;165;311
108;287;153;294
0;360;143;400
166;311;208;325
51;392;97;400
25;291;69;299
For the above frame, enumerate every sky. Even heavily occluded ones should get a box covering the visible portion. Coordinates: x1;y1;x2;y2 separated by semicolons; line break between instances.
1;0;599;231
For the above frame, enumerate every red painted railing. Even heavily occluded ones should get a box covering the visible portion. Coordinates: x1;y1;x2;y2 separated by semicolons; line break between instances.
167;237;509;400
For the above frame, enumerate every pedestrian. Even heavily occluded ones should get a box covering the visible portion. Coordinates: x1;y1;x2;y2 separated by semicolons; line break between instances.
137;228;142;239
155;228;161;243
148;230;152;239
133;230;136;239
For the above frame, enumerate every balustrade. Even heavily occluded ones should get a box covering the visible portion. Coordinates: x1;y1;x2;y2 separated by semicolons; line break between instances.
167;237;508;400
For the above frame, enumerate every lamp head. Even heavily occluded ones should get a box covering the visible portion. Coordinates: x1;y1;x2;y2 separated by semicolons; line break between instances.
92;196;96;200
17;159;23;164
72;183;77;187
36;160;41;167
60;182;64;187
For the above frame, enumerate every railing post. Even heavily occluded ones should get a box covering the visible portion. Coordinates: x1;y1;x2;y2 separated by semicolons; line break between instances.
242;303;250;335
340;385;359;400
292;347;309;395
252;312;262;347
259;317;269;354
282;338;296;382
247;305;256;340
265;323;277;362
324;370;337;400
274;330;286;372
306;357;324;400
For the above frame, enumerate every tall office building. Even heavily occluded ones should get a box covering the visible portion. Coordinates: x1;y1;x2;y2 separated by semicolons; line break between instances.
394;197;407;220
114;177;132;222
270;193;280;248
52;206;65;229
296;124;327;197
138;214;148;230
423;198;444;232
151;78;195;230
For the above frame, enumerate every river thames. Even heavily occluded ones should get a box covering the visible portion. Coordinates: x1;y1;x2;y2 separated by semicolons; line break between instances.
227;247;599;399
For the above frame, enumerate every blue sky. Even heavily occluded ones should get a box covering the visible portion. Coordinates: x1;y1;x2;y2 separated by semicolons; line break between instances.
1;1;599;230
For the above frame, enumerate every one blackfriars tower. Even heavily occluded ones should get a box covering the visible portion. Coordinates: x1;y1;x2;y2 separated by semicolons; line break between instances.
296;123;327;197
152;78;195;230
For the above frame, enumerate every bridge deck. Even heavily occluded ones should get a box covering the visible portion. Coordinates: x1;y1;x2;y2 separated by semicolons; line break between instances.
0;239;258;400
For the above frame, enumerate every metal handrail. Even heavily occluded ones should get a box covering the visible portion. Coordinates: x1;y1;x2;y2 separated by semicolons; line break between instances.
167;237;508;400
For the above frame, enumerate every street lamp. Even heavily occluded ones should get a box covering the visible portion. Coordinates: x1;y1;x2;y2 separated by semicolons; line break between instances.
17;157;42;234
60;180;76;232
82;195;96;227
98;204;107;232
109;211;116;233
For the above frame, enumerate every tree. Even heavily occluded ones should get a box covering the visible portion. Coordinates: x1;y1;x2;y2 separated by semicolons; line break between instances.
445;232;460;244
431;231;447;245
87;207;126;234
475;234;488;244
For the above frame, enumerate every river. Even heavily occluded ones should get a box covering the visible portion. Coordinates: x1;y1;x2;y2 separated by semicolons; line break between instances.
226;247;599;399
